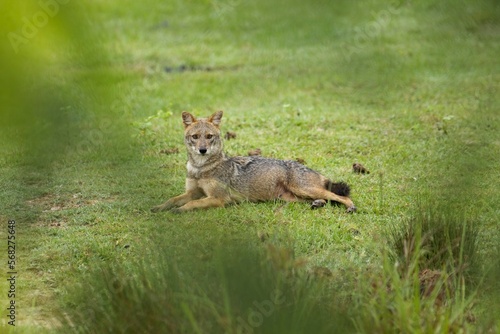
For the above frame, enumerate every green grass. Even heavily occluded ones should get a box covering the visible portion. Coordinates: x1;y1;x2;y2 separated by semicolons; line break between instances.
1;0;500;332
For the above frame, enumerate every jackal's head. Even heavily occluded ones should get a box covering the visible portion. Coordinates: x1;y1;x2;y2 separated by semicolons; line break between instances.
182;111;223;157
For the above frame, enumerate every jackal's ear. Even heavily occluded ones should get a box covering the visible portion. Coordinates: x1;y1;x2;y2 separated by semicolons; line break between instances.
208;110;223;128
182;112;197;128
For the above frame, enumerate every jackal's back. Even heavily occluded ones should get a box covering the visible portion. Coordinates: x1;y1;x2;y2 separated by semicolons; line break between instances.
214;156;338;201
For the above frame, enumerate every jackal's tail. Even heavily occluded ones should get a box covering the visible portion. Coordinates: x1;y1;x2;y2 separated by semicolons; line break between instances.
325;180;351;205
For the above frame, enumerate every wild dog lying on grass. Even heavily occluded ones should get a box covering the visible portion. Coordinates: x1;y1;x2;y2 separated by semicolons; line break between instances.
151;111;356;213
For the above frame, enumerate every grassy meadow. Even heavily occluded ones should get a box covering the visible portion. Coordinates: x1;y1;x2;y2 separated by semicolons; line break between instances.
1;0;499;332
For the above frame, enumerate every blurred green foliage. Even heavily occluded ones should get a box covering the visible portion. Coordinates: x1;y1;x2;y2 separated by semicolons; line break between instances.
0;1;124;169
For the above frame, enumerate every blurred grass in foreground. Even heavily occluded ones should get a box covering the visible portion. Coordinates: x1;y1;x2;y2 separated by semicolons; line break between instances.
0;1;132;213
58;220;493;334
58;241;355;334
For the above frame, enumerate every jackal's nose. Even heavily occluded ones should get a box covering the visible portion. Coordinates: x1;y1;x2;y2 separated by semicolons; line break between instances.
199;148;207;155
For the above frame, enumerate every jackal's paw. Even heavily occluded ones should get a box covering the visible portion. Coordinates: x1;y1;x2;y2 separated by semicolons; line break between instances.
151;203;172;213
169;207;184;214
311;199;327;209
346;206;357;213
151;205;164;213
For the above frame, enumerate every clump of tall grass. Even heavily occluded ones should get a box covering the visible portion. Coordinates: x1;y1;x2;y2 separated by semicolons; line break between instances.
353;205;480;333
390;206;479;284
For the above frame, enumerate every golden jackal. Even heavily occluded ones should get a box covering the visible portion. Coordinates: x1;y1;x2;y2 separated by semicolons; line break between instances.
151;111;356;213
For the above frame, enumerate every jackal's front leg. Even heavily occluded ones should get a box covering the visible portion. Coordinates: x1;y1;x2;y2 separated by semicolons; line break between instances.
172;196;226;213
151;189;204;212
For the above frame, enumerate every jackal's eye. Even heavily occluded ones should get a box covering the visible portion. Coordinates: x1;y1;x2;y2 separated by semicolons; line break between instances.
191;134;199;140
206;134;213;139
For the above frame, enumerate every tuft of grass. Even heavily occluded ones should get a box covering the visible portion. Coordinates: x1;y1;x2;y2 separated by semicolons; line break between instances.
353;202;482;333
354;250;477;334
389;205;480;286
